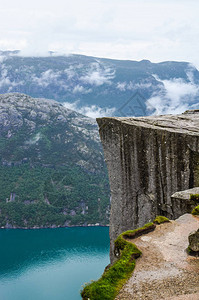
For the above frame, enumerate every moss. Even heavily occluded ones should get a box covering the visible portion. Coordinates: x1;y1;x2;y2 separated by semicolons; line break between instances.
80;217;167;300
81;223;155;300
153;216;170;224
192;205;199;215
187;245;192;254
81;242;141;300
116;222;156;245
190;194;199;204
186;245;199;256
189;194;199;215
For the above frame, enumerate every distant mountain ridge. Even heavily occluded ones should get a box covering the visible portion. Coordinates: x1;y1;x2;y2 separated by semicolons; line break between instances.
0;51;198;116
0;93;109;228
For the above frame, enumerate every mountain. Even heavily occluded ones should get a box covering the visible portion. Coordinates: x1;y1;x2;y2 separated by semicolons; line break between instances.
0;51;199;117
0;52;198;227
0;93;109;228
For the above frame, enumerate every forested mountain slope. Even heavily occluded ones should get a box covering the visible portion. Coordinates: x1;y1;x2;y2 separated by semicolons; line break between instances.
0;93;109;228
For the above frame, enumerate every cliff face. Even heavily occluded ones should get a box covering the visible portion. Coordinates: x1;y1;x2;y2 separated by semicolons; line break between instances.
97;110;199;260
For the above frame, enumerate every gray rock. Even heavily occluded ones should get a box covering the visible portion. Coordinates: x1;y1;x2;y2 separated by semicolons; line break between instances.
171;187;199;219
97;110;199;262
188;229;199;252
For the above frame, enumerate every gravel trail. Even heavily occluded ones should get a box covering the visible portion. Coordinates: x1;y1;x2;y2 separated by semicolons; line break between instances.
115;214;199;300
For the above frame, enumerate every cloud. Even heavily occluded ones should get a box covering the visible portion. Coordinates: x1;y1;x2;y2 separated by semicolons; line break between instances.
0;55;7;63
146;71;199;115
32;69;62;87
0;64;25;90
64;66;76;80
25;133;42;145
63;101;116;118
116;81;152;91
64;64;84;80
1;0;199;68
31;66;95;92
80;62;115;86
73;84;92;94
30;68;70;91
116;82;127;91
0;61;113;94
0;67;11;87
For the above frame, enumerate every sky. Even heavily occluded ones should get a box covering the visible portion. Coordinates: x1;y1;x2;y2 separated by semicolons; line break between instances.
0;0;199;66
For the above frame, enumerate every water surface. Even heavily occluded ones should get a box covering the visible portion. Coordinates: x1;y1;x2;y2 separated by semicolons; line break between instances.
0;227;110;300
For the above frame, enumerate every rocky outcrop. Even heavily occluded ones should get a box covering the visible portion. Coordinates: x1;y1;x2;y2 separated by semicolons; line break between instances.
188;229;199;252
97;110;199;260
171;187;199;219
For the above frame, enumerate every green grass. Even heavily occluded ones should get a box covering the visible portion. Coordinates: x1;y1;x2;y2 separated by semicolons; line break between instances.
81;222;157;300
81;242;141;300
153;216;170;224
115;222;156;249
81;216;170;299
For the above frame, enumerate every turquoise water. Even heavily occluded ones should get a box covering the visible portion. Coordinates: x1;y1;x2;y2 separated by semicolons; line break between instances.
0;227;110;300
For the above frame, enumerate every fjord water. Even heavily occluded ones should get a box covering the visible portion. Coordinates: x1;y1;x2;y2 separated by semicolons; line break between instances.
0;227;109;300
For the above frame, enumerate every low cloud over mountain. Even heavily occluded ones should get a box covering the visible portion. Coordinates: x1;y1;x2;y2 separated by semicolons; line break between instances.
147;68;199;115
0;52;199;117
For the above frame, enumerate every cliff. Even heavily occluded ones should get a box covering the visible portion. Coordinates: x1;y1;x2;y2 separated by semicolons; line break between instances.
97;110;199;260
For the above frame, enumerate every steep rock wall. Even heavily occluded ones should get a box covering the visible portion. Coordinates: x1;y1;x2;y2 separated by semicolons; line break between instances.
97;110;199;261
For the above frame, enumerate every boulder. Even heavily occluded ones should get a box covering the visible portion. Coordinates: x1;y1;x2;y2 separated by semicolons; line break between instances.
188;229;199;252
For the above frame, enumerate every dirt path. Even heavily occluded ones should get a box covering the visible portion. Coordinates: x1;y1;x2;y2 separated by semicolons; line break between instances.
115;214;199;300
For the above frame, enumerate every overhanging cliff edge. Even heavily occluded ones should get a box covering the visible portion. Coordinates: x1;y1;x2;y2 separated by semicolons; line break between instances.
97;110;199;261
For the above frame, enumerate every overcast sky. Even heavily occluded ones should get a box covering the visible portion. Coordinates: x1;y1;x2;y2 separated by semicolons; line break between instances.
0;0;199;66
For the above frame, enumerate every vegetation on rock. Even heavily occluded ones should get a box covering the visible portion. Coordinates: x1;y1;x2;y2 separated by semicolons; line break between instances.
81;218;169;300
81;240;141;300
114;222;155;255
190;194;199;215
153;215;170;224
192;205;199;215
190;194;199;204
